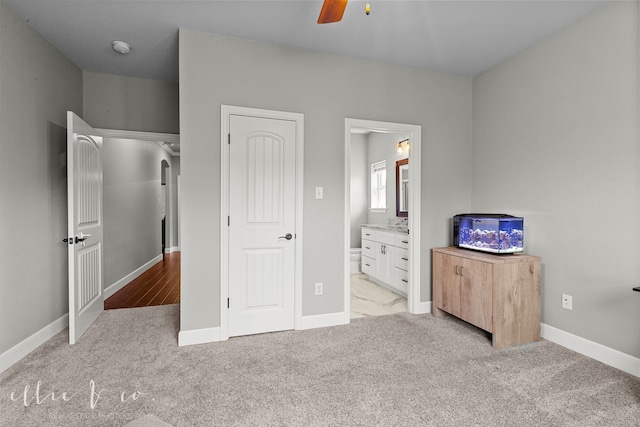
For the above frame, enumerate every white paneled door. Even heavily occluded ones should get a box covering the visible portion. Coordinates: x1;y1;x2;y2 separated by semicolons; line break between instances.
67;112;104;344
228;114;297;337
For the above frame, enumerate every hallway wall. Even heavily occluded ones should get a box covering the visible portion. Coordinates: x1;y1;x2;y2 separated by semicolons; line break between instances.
83;71;181;257
83;71;179;134
102;137;173;292
0;8;181;366
0;2;83;357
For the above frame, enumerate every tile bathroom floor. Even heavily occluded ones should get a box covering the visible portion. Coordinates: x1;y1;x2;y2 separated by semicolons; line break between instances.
350;273;407;319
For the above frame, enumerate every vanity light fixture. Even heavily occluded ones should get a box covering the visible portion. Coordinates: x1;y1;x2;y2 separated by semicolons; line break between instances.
365;2;371;15
396;139;410;155
112;40;131;55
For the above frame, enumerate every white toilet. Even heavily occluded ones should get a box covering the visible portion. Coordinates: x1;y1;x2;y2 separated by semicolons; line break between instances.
350;248;362;274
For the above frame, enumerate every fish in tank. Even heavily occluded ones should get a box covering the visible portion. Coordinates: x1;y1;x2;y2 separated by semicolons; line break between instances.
453;214;524;254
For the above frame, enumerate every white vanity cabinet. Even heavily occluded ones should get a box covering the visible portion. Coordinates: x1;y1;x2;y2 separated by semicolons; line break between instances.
361;227;409;296
394;233;410;294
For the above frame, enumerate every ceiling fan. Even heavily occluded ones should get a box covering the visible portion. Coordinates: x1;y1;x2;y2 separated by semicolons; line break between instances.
317;0;348;24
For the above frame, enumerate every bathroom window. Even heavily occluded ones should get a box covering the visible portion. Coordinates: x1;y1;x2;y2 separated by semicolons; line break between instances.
370;160;386;211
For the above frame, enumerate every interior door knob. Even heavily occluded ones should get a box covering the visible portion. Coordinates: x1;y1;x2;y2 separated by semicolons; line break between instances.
74;232;91;246
278;233;293;240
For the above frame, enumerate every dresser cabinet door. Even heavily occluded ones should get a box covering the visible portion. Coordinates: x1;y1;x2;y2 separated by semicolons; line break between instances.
433;252;461;317
459;258;493;331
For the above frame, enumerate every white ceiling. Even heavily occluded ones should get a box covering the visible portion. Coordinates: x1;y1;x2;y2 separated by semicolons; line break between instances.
4;0;609;83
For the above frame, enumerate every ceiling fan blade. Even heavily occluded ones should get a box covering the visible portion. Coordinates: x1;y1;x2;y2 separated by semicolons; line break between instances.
318;0;348;24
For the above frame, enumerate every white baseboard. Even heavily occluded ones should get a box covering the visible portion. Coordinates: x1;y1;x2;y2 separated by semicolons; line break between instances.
0;314;69;374
541;323;640;378
413;300;432;315
104;254;163;299
297;311;348;330
178;327;221;346
165;246;180;254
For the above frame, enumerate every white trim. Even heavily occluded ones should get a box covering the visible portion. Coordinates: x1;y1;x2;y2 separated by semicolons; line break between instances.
344;119;422;322
103;254;163;299
165;246;180;254
220;105;304;340
297;312;348;330
0;314;68;374
541;323;640;378
97;128;180;156
370;160;387;210
415;300;432;315
178;327;221;346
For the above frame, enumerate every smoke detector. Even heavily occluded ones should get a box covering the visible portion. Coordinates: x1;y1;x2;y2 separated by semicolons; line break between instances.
112;40;131;55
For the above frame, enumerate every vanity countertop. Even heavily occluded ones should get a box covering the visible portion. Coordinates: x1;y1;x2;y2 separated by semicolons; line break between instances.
361;224;409;234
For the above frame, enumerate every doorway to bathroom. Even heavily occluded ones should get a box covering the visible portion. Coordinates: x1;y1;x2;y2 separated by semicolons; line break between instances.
344;119;422;320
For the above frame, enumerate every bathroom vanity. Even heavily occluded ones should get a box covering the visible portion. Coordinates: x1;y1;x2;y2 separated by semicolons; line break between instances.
361;226;409;296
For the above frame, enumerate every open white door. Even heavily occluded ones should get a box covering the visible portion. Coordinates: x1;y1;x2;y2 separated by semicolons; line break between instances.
66;112;104;344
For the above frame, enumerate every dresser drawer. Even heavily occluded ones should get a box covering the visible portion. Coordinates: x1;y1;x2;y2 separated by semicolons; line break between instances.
395;248;409;271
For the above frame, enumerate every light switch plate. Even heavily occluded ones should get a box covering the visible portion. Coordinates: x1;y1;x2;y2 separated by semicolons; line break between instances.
315;187;323;199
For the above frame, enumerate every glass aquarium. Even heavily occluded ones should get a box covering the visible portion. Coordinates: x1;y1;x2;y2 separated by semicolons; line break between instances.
453;214;524;254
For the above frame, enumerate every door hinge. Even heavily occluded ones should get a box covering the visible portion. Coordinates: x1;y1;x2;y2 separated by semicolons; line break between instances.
228;216;230;226
228;133;231;144
227;298;230;308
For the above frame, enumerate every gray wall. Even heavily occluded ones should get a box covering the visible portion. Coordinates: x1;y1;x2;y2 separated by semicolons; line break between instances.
103;138;173;289
83;71;179;134
171;155;181;250
83;72;181;289
366;132;409;225
0;5;181;357
472;2;640;357
179;30;472;331
83;72;181;251
349;133;367;248
0;2;83;354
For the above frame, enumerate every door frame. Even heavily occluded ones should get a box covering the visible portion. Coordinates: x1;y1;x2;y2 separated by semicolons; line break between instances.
220;105;304;340
344;118;424;320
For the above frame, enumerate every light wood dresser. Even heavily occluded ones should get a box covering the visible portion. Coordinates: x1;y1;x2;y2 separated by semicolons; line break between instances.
432;247;541;349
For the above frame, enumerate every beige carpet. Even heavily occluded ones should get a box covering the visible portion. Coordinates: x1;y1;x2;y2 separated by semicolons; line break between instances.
1;304;639;426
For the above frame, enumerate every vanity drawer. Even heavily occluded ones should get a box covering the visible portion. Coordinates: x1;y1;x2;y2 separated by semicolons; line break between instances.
376;231;395;245
395;233;410;249
361;228;376;240
395;248;409;271
361;239;376;259
395;267;409;294
362;255;375;276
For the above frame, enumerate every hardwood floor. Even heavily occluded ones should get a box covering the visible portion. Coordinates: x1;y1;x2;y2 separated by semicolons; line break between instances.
104;252;180;310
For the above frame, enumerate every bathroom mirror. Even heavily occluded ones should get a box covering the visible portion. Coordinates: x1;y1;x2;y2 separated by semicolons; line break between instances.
396;158;409;217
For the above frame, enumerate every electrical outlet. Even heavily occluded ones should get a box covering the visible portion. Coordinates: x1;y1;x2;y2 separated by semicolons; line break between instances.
562;294;572;310
315;282;323;296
